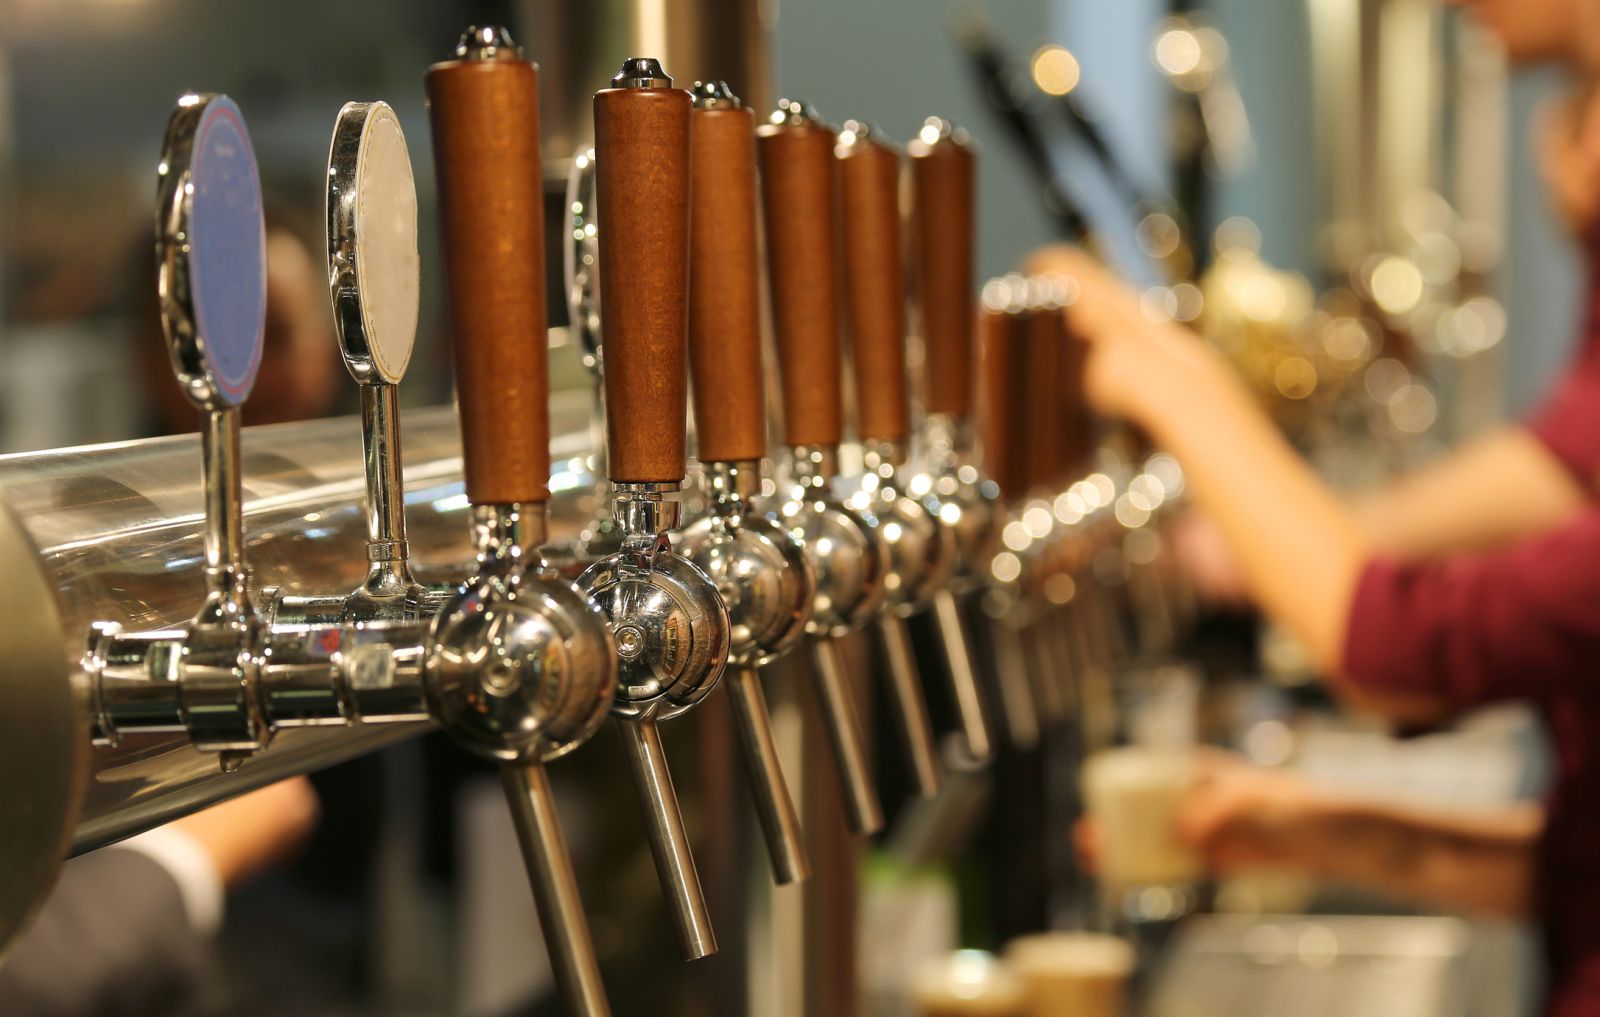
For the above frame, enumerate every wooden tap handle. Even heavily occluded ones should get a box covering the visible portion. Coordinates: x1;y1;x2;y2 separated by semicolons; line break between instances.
688;99;767;463
425;50;550;505
1058;306;1094;478
908;125;977;420
594;80;693;485
977;292;1029;500
1024;302;1063;492
758;108;843;448
837;128;909;445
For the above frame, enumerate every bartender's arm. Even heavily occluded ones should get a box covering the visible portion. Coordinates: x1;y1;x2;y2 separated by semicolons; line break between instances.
0;778;319;1017
1031;246;1600;725
1175;755;1539;919
1028;247;1592;564
1029;246;1448;722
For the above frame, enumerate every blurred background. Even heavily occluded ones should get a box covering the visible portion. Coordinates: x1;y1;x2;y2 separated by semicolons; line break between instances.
0;0;1581;453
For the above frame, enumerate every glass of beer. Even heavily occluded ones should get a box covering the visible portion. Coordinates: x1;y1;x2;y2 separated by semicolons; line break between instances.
1004;932;1135;1017
911;950;1027;1017
1081;746;1201;891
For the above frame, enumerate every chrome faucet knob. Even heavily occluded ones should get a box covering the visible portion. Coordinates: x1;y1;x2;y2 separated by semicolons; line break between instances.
427;508;616;764
577;535;730;722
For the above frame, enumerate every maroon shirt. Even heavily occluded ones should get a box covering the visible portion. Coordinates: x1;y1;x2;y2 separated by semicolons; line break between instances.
1529;270;1600;491
1344;282;1600;1016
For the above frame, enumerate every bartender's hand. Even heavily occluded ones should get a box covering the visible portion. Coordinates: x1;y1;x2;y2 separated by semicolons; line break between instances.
1023;245;1227;426
169;776;321;887
1072;752;1313;878
1171;509;1254;608
1172;753;1316;873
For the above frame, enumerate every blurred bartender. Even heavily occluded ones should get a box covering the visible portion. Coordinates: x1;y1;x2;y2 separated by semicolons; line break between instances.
0;780;319;1017
1032;1;1600;1014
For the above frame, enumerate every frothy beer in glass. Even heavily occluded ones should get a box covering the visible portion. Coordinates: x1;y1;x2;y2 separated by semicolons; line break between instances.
1081;747;1200;889
1004;932;1135;1017
912;950;1026;1017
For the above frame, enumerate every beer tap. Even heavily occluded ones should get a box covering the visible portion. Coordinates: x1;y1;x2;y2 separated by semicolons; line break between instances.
758;98;890;836
90;78;622;1016
93;93;274;762
426;30;621;1013
836;119;950;795
975;278;1056;745
574;58;732;962
269;100;433;628
676;81;816;885
905;118;1006;758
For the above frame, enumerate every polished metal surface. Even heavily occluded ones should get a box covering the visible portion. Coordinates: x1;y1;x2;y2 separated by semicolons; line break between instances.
810;636;884;835
610;56;672;90
689;79;740;111
0;399;597;857
456;24;523;62
616;717;716;959
725;666;810;884
766;445;887;835
502;764;613;1017
576;482;730;960
426;504;617;765
678;459;815;883
877;613;942;796
851;442;952;792
769;96;822;128
0;501;81;960
678;462;812;671
768;446;886;638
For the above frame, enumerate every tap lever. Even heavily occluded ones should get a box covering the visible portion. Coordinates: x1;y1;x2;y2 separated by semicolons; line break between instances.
616;717;717;958
593;65;693;485
726;667;811;883
837;121;910;445
502;765;611;1017
908;119;978;422
811;638;886;834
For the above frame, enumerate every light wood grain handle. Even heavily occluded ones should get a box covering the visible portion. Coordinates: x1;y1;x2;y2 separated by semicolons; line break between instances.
838;131;909;444
1058;309;1094;479
758;117;843;448
909;132;977;419
689;104;767;463
1024;305;1063;492
425;55;549;505
595;84;693;484
977;303;1029;500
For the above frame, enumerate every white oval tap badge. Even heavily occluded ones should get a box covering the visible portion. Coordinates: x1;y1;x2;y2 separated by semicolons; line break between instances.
157;94;267;409
326;101;419;386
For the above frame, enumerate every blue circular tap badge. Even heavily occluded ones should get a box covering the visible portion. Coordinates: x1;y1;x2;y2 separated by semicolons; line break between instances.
162;95;267;408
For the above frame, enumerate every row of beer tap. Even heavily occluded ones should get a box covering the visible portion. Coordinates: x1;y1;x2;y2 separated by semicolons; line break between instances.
80;24;1192;1017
